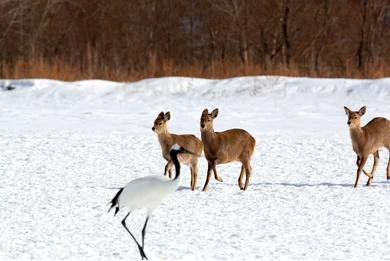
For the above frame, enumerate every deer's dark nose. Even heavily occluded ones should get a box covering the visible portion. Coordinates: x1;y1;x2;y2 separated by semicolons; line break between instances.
201;124;205;128
152;127;155;131
347;121;351;125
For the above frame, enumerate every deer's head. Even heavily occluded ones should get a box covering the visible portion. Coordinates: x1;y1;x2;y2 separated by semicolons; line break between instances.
152;111;170;134
200;108;218;131
344;106;366;128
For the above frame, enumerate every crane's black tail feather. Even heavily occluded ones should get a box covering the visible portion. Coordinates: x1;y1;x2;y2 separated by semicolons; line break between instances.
107;187;123;216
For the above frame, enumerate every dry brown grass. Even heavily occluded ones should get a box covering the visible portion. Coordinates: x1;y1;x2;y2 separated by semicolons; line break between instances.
1;57;389;82
1;58;83;81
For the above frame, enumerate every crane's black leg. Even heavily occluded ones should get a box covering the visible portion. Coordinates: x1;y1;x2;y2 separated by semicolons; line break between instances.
141;216;149;250
121;212;148;260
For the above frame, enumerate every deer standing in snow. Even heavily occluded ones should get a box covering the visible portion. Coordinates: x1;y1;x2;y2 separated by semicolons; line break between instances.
344;106;390;187
152;112;203;190
200;108;256;191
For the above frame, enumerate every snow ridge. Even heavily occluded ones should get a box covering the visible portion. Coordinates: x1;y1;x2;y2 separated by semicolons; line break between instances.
1;76;389;103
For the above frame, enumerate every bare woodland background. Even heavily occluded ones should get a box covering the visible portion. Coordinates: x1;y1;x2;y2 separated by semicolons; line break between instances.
1;0;390;81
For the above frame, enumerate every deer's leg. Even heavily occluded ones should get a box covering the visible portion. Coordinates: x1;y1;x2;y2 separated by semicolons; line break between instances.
238;166;245;190
212;164;223;182
243;160;252;191
356;155;371;178
164;160;173;179
189;165;195;191
387;150;390;180
191;161;198;191
202;161;213;192
355;155;368;188
366;151;379;186
164;162;169;176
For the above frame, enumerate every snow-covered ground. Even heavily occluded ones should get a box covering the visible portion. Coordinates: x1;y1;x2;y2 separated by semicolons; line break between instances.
0;76;389;259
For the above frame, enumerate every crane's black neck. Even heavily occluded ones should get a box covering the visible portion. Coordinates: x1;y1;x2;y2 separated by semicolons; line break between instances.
169;150;181;180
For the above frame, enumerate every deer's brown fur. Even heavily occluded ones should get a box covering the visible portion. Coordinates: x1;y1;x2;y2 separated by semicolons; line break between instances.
200;108;256;191
344;106;390;187
152;112;203;191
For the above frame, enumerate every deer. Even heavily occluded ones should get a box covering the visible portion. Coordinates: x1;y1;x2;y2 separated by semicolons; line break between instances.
344;106;390;188
152;112;203;191
200;108;256;191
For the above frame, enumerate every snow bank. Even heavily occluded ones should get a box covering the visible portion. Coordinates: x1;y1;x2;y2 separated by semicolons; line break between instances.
0;76;389;137
1;76;390;103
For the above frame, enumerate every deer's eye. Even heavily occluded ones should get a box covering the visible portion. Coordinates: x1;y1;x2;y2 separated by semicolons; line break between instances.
208;119;211;122
354;116;357;119
159;123;162;125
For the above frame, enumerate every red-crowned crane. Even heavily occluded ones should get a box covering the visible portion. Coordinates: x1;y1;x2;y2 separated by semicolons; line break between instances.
108;144;197;259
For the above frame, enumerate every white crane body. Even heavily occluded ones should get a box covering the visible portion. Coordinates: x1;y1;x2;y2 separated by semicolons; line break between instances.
119;176;181;213
108;144;195;260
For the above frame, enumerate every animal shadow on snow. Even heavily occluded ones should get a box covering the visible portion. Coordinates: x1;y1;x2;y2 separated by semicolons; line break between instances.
176;181;389;190
250;182;352;188
249;181;389;189
177;185;195;191
367;180;390;187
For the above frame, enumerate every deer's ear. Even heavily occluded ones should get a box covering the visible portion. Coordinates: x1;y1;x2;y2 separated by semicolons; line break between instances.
210;108;219;119
202;109;209;115
358;106;366;116
164;111;171;121
344;106;351;115
158;112;165;118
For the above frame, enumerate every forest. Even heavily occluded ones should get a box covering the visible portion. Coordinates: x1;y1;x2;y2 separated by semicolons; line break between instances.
1;0;390;80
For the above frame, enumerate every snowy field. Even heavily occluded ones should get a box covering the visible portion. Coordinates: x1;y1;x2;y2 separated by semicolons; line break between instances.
0;76;389;260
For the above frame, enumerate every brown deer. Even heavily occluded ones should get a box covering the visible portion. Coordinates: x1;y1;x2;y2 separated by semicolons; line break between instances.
344;106;390;187
200;108;256;191
152;112;203;191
